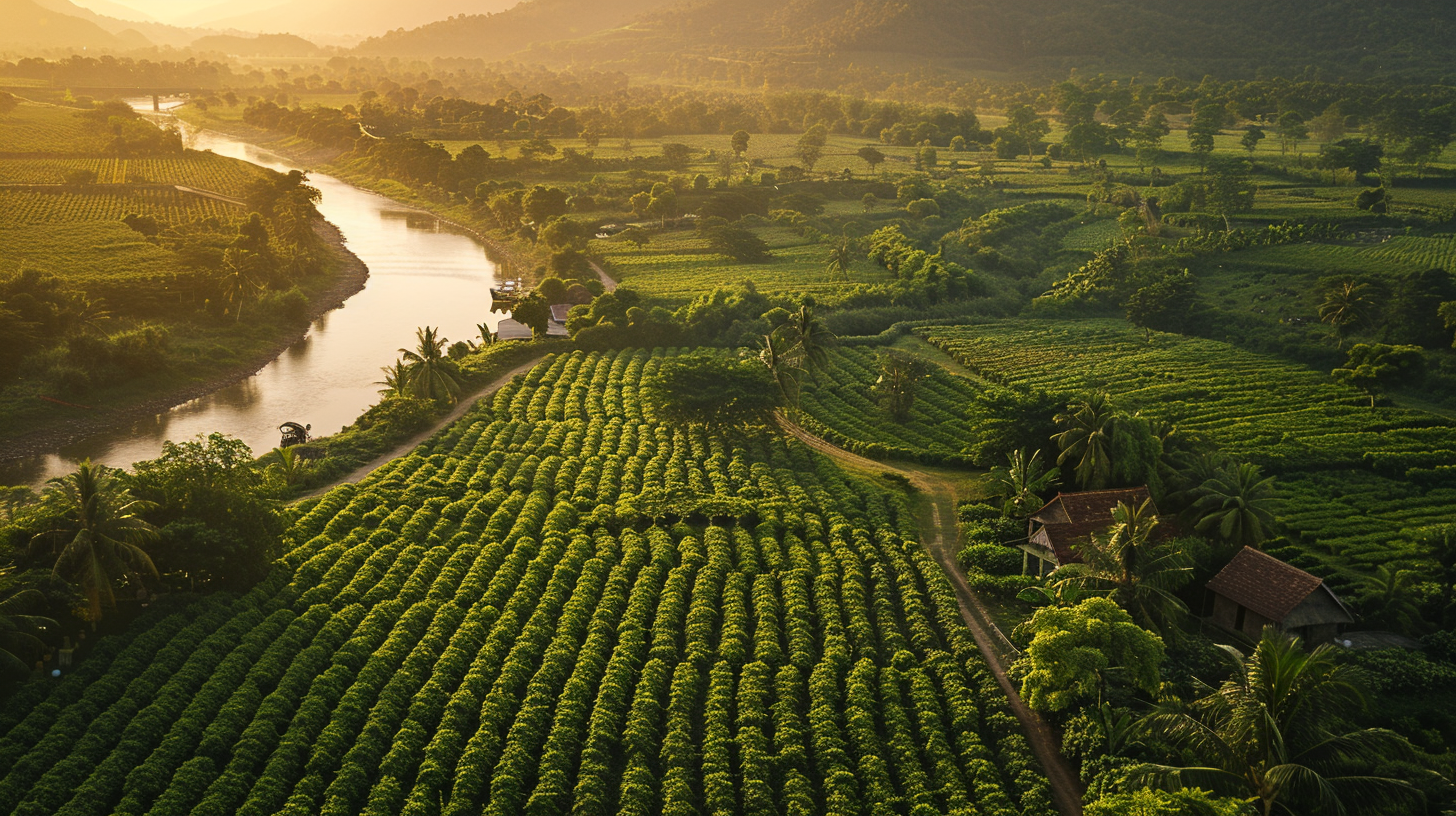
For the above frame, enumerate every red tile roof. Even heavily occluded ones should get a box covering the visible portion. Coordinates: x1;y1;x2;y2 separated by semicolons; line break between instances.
1207;547;1322;622
1028;487;1157;564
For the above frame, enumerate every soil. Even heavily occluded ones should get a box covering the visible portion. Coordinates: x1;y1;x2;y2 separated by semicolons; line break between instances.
778;415;1088;816
0;219;369;464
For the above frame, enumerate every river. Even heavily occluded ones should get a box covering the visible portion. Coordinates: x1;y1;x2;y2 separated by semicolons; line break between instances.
0;110;506;487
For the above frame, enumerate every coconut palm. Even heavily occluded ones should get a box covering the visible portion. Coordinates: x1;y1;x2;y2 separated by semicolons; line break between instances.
1360;565;1424;635
218;247;265;323
785;304;835;371
1189;461;1278;546
1051;499;1192;636
477;322;496;347
376;359;411;397
1133;629;1420;816
267;446;310;488
0;587;55;678
824;236;856;282
399;326;461;404
987;448;1060;518
872;349;930;422
1318;281;1374;350
1053;392;1119;490
758;330;805;408
30;461;159;620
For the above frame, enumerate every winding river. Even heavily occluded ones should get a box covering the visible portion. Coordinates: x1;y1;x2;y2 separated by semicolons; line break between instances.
0;110;506;487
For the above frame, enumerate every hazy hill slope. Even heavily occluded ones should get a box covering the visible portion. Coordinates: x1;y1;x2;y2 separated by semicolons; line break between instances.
0;0;131;50
359;0;1456;80
354;0;679;59
188;32;321;56
202;0;521;40
31;0;198;47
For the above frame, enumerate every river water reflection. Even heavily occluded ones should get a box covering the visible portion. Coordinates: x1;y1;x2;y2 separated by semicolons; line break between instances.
0;116;504;487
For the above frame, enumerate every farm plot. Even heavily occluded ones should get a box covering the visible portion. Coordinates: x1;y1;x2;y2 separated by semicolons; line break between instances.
0;154;263;197
0;103;110;154
0;187;241;225
922;320;1456;575
0;348;1053;816
800;347;980;466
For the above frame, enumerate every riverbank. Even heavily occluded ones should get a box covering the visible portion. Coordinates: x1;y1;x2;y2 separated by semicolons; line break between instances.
0;218;369;466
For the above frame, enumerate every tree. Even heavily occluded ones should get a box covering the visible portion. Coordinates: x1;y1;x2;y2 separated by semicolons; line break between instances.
1126;271;1199;341
1203;160;1256;231
730;130;750;163
1134;629;1419;816
1240;125;1266;154
986;448;1060;517
377;359;411;396
1331;343;1425;407
758;330;805;408
1276;111;1308;155
1188;461;1277;547
511;293;552;340
785;304;834;371
399;326;462;403
0;589;54;678
1054;393;1118;490
968;386;1065;464
905;198;940;219
1317;139;1383;184
856;146;886;174
917;143;939;169
796;125;828;173
1014;597;1165;714
824;236;856;282
0;91;18;117
646;354;779;429
218;247;265;323
701;223;771;263
1187;101;1224;171
1318;280;1374;348
872;350;930;422
1132;112;1171;170
31;461;159;620
661;142;692;171
1005;105;1051;160
1051;500;1192;636
1360;565;1424;635
523;185;570;225
1063;122;1118;163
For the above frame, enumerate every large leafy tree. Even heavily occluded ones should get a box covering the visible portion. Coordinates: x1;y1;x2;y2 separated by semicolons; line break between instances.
1188;461;1278;547
872;349;931;422
1134;630;1420;816
1014;596;1165;713
1052;500;1192;636
30;461;159;620
1331;343;1425;408
1054;392;1119;490
400;326;462;403
646;353;779;429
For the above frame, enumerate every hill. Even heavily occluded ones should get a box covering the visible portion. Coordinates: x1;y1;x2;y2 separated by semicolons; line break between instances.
359;0;1456;81
196;0;523;41
0;0;136;50
30;0;201;48
188;32;322;56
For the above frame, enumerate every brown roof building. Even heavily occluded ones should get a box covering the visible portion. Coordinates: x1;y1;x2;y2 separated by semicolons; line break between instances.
1206;547;1353;644
1021;487;1155;576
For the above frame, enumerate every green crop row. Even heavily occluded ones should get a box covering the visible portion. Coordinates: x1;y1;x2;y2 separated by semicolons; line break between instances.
0;188;240;225
0;154;263;195
0;348;1052;816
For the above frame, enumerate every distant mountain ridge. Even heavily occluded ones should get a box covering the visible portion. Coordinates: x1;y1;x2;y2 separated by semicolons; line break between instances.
357;0;1456;81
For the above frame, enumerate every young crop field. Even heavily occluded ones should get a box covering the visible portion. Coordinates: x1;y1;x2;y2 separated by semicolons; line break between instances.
0;103;110;155
596;226;893;304
0;154;264;197
0;187;241;225
0;348;1052;816
922;320;1456;576
0;222;196;306
799;347;980;466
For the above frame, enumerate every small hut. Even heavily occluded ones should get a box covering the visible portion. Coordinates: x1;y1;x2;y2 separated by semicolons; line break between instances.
1205;547;1354;643
1020;487;1155;576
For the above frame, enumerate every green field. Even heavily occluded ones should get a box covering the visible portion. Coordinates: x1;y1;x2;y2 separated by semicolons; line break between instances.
0;349;1052;816
0;154;262;197
0;103;110;154
923;320;1456;578
799;347;980;465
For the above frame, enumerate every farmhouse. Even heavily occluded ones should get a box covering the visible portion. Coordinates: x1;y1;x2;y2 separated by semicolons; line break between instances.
1205;546;1354;643
1020;487;1155;576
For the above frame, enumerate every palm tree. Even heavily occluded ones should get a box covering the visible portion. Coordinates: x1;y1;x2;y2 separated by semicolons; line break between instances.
1318;281;1373;350
0;587;55;678
824;236;856;282
1360;565;1424;635
987;448;1060;518
1189;461;1278;547
30;461;159;621
1133;630;1420;816
1053;392;1118;490
218;247;265;323
399;326;461;404
785;304;835;371
1052;499;1192;636
267;446;311;489
376;359;411;397
477;322;496;347
758;330;805;409
872;350;930;422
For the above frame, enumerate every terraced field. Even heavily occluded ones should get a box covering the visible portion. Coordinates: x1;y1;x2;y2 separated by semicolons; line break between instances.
0;349;1053;816
923;320;1456;577
0;154;263;197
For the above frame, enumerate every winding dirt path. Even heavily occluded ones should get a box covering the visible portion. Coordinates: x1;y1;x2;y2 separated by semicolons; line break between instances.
777;415;1087;816
301;353;547;498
